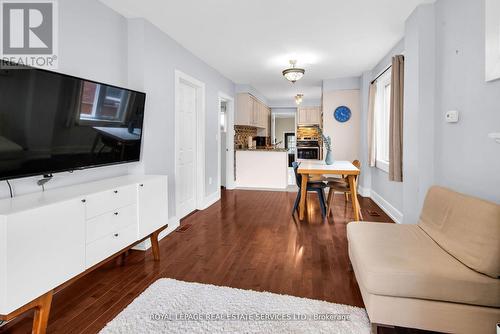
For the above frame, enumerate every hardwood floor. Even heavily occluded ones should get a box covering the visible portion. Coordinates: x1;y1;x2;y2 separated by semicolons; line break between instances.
0;189;431;334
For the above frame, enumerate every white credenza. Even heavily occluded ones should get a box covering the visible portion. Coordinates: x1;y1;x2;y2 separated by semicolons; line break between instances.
0;174;168;332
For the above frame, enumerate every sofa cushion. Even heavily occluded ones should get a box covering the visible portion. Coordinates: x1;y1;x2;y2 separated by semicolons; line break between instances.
418;186;500;278
347;222;500;307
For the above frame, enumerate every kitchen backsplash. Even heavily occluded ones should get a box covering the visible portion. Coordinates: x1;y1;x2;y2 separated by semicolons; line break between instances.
297;126;320;140
234;125;257;148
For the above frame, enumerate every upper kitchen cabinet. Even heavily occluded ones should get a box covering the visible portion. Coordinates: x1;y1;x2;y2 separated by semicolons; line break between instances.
257;104;270;136
297;106;322;125
236;93;270;133
236;93;254;126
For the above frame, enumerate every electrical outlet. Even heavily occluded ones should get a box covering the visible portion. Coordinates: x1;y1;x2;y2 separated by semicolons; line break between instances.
209;177;213;185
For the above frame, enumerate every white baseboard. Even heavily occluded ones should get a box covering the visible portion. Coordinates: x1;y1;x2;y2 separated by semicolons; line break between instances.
200;190;221;210
358;185;371;197
133;216;181;251
235;186;289;192
369;190;404;224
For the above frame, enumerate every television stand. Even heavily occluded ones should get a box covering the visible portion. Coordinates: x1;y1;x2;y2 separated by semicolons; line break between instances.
0;175;169;334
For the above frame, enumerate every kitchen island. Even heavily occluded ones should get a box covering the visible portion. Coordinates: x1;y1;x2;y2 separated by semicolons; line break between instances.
235;149;288;190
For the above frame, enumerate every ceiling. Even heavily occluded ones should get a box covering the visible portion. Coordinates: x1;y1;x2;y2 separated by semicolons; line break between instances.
99;0;433;104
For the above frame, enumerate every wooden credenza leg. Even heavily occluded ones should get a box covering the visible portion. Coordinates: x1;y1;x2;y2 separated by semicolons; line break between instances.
150;231;161;261
1;290;54;334
32;291;53;334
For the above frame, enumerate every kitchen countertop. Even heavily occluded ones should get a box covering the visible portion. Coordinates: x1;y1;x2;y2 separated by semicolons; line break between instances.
235;148;289;152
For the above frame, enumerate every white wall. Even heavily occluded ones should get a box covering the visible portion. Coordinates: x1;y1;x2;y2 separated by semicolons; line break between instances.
322;87;361;162
125;18;235;218
402;4;437;224
358;0;500;226
269;98;322;108
271;107;297;115
359;40;405;217
235;84;269;105
0;0;133;199
274;118;295;148
0;1;236;221
434;0;500;203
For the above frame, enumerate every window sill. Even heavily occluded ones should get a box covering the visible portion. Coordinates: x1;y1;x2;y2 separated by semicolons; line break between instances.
376;159;389;173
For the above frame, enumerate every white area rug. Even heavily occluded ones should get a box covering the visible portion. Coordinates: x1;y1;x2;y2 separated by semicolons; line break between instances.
100;278;370;333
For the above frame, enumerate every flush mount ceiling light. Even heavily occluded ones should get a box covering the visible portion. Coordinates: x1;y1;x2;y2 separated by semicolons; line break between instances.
282;60;305;83
295;94;303;105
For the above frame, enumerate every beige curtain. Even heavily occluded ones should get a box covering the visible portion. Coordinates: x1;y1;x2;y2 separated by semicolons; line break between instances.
389;55;404;182
367;83;377;167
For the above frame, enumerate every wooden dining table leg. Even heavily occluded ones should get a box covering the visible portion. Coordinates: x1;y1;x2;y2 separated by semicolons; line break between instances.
299;173;308;220
348;175;361;221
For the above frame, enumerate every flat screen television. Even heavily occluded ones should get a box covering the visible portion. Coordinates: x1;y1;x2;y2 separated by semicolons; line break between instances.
0;64;146;181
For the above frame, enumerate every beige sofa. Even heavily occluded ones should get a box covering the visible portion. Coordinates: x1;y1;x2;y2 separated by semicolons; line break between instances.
347;186;500;334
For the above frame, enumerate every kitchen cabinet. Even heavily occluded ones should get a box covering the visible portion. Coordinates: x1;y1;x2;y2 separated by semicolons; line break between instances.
257;104;271;136
236;93;270;133
297;107;322;125
236;93;254;126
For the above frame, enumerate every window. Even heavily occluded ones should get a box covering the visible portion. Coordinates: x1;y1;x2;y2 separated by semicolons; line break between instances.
79;82;129;122
374;69;391;172
220;101;227;132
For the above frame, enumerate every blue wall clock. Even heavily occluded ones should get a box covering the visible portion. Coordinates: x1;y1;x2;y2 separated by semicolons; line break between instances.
334;106;351;123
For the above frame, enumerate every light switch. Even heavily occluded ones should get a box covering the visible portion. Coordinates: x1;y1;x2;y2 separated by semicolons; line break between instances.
445;110;459;123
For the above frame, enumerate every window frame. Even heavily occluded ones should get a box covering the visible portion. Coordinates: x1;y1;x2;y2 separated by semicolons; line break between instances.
79;83;129;124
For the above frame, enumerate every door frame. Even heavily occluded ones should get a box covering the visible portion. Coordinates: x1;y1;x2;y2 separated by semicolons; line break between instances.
218;92;235;190
174;70;206;219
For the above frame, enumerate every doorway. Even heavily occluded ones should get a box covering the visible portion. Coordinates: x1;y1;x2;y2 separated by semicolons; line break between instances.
220;100;227;188
217;92;235;191
175;70;205;219
271;110;297;185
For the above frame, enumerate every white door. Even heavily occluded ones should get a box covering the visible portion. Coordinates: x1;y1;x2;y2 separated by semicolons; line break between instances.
177;80;197;218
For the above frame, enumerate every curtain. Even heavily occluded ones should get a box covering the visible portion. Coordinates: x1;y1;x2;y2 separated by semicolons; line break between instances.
389;55;404;182
367;83;377;167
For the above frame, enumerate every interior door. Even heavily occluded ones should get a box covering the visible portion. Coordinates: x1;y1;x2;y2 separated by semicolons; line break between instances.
177;80;197;218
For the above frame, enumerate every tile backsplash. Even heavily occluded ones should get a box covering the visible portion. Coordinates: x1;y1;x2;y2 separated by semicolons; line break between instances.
297;126;320;140
234;125;257;148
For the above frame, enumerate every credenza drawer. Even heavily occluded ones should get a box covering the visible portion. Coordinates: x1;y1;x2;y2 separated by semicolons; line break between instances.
85;224;137;269
85;184;137;219
86;204;137;244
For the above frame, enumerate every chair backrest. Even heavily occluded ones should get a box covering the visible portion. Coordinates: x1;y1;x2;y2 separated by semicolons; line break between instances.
342;160;361;182
292;161;302;188
418;186;500;278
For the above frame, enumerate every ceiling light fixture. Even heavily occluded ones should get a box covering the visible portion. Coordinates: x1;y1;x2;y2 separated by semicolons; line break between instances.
295;94;303;105
282;60;305;83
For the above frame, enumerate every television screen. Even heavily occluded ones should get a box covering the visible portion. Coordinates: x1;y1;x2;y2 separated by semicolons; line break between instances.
0;65;146;180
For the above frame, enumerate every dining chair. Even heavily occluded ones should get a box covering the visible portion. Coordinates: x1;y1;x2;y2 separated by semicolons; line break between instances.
292;162;327;218
325;159;363;219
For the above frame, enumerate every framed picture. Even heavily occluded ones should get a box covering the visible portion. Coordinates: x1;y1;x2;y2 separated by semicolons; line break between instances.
485;0;500;82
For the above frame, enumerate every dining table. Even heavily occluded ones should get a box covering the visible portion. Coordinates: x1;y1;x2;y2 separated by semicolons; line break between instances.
297;160;361;221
